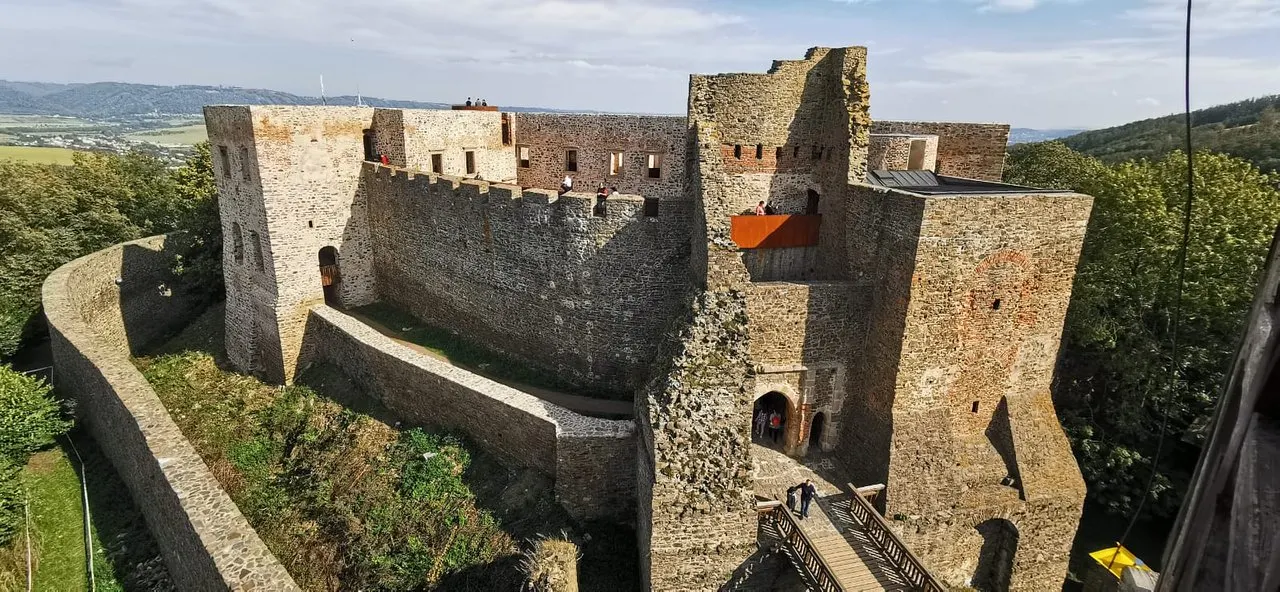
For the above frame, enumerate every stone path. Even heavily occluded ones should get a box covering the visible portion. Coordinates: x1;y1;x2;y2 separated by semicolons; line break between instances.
751;443;845;501
345;310;633;418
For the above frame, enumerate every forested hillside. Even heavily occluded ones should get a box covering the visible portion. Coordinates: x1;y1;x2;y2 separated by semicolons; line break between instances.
1061;95;1280;174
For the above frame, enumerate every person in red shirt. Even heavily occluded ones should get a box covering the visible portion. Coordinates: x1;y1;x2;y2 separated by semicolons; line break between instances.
379;154;389;165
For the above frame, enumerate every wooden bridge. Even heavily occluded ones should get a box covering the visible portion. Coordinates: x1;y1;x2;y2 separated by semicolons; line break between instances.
757;485;945;592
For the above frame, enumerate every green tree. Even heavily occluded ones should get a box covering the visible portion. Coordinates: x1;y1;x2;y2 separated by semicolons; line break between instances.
169;143;223;303
1016;147;1280;517
0;365;71;544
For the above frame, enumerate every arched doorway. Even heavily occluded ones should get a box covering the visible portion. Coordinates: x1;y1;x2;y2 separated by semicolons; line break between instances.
318;246;340;305
752;391;791;449
809;412;825;449
973;518;1019;591
805;189;820;215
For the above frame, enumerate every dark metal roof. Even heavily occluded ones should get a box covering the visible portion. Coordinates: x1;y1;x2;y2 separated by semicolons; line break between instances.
866;170;1072;195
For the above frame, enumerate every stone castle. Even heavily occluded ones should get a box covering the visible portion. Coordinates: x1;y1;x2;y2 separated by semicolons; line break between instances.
202;46;1091;590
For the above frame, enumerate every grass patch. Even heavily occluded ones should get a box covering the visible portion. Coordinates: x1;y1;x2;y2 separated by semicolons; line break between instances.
0;433;172;591
353;302;629;401
0;146;81;166
125;125;208;146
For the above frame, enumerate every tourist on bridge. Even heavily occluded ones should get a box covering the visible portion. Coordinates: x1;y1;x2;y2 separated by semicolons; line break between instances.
799;479;818;519
786;485;799;513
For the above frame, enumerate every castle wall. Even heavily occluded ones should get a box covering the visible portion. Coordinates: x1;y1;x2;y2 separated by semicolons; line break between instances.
363;164;692;393
743;280;857;367
839;183;1091;590
871;121;1010;181
868;133;938;171
301;305;636;520
513;113;687;197
42;235;299;591
206;105;378;384
373;108;516;182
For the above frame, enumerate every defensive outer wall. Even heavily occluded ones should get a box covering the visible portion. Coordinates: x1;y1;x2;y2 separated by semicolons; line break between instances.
42;235;300;591
202;45;1093;591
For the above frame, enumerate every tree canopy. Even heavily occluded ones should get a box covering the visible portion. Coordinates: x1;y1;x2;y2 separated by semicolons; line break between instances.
1007;142;1280;517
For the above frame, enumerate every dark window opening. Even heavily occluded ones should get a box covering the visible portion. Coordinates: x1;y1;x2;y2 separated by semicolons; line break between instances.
307;220;314;228
501;113;511;146
319;246;340;306
218;145;230;177
566;149;578;172
972;401;980;413
239;146;251;180
805;189;820;215
752;392;790;447
646;153;662;179
993;299;1002;310
517;145;530;168
231;222;244;263
776;146;783;160
811;145;822;160
755;144;763;159
644;197;660;217
249;230;264;271
362;129;375;161
465;151;476;175
734;144;742;159
431;153;443;174
809;412;825;448
793;146;800;159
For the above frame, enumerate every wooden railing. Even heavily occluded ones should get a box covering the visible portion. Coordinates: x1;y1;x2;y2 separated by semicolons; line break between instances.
758;501;843;592
319;264;340;287
845;484;946;592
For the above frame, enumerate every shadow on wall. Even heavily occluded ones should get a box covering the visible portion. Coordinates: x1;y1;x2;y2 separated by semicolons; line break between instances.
974;518;1019;592
109;243;206;356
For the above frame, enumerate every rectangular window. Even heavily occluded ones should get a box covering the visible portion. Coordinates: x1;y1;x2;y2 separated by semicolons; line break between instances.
811;145;823;161
643;197;660;217
465;151;476;175
908;139;928;170
565;149;578;172
501;113;511;146
776;146;783;160
431;153;443;174
239;146;251;180
755;144;763;159
218;145;230;178
646;153;662;179
517;145;530;168
733;145;742;159
609;151;624;176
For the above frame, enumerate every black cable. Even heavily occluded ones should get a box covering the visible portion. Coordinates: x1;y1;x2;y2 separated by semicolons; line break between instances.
1113;0;1196;558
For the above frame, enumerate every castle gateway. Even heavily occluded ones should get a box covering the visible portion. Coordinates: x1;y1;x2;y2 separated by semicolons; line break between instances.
206;46;1089;591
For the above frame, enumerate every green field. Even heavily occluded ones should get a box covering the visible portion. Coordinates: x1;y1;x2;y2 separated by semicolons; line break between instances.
0;145;80;165
126;124;207;146
0;115;97;130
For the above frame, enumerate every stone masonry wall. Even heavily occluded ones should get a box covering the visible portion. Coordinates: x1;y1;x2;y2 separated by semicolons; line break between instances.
868;133;938;171
43;235;299;591
743;280;857;367
364;163;692;393
871;121;1010;181
374;108;516;182
300;305;635;520
514;114;687;197
206;105;379;384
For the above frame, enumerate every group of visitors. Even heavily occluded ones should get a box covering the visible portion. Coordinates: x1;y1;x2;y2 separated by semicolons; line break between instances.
753;407;786;443
786;479;820;519
464;97;489;107
753;200;777;215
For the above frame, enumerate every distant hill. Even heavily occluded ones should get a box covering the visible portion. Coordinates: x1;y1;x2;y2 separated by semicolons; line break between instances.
0;80;568;118
1009;128;1087;144
1060;95;1280;174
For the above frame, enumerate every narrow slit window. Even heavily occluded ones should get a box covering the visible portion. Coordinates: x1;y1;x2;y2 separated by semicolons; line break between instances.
646;153;662;179
431;153;443;174
249;230;264;271
755;144;763;159
734;145;742;159
239;146;251;180
793;146;800;159
992;298;1002;310
219;145;231;178
775;146;783;160
517;145;530;168
231;222;244;263
501;113;511;146
811;145;822;160
908;139;928;170
465;151;476;175
610;151;624;175
971;401;980;413
566;149;578;172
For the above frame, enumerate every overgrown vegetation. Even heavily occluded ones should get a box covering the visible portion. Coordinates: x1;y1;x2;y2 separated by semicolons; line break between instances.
353;303;629;401
0;143;220;359
0;366;71;545
1061;95;1280;174
136;306;636;591
1006;142;1280;519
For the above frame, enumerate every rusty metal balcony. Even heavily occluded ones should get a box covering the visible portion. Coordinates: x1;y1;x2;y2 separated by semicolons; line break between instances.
730;215;821;249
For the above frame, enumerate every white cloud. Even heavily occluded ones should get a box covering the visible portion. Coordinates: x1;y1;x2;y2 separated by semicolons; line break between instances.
1126;0;1280;35
1137;97;1162;106
978;0;1042;13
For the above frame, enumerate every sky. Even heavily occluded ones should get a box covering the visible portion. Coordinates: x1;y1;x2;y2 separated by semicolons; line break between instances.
0;0;1277;129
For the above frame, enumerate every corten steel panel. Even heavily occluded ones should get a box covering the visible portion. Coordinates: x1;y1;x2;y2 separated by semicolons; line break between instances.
730;215;822;249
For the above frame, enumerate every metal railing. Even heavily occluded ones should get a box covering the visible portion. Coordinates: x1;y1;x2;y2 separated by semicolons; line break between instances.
844;485;946;592
758;501;843;592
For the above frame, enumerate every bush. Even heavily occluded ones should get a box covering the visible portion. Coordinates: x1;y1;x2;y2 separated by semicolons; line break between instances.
0;365;70;545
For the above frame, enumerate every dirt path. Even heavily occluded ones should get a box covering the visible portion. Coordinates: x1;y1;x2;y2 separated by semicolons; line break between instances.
344;311;633;419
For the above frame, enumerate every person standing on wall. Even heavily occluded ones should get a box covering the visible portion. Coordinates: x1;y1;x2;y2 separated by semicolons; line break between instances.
379;153;389;165
799;479;818;519
755;200;766;216
560;175;573;196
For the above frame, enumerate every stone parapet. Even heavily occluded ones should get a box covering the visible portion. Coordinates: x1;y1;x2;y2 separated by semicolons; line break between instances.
42;235;299;592
301;306;636;520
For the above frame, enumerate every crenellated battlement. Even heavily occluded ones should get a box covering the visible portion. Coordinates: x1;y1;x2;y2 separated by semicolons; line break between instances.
365;162;675;223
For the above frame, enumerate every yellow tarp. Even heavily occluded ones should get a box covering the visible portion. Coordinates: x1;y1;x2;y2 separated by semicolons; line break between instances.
1090;545;1152;579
